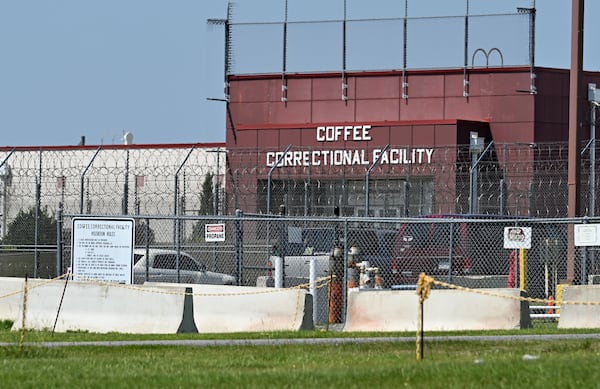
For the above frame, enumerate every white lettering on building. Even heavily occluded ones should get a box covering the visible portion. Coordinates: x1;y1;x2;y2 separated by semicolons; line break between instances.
316;125;372;142
265;124;434;167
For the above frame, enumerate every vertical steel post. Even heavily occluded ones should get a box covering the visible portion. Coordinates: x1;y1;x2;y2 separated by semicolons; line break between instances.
366;144;390;217
34;151;42;278
469;152;478;214
588;83;598;217
235;209;244;286
281;0;288;103
266;145;292;262
80;147;102;214
122;148;130;215
267;145;292;215
341;0;348;102
462;0;470;98
567;0;585;283
401;0;408;99
0;148;15;238
591;102;596;217
56;203;63;277
469;140;494;214
145;217;150;282
173;146;196;283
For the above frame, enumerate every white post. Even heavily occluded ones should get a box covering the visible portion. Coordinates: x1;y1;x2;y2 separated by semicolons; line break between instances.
274;256;283;288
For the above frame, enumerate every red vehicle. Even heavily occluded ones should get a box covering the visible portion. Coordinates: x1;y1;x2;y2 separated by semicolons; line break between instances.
390;215;539;287
392;217;472;286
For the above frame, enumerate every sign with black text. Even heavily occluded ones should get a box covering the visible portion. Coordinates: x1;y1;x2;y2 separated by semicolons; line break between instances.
574;224;600;246
71;217;135;284
205;223;225;242
503;227;532;249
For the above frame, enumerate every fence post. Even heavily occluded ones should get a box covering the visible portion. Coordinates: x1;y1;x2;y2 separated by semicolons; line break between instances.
122;148;130;215
145;217;150;282
0;148;15;238
366;144;390;217
500;178;506;215
80;147;102;214
235;209;244;286
267;145;292;215
34;174;41;279
278;204;287;287
56;203;63;277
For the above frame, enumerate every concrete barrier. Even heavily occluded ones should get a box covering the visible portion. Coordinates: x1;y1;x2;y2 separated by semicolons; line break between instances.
344;288;530;332
0;277;25;321
11;279;186;333
184;284;313;333
557;285;600;329
7;277;313;334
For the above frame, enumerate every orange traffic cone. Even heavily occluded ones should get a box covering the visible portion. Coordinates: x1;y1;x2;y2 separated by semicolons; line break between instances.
547;295;554;315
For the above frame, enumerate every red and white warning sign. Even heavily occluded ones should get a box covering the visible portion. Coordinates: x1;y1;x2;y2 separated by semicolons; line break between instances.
205;223;225;242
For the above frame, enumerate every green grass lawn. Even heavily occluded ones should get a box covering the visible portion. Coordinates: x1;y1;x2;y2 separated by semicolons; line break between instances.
1;321;600;388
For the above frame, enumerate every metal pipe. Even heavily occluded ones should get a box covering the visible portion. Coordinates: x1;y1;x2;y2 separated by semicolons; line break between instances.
122;148;130;215
235;208;243;286
0;148;15;169
590;101;597;217
34;151;42;278
56;203;63;277
462;0;470;98
80;147;102;214
366;144;390;217
401;0;408;99
173;146;196;283
267;144;292;215
567;0;584;283
0;148;15;237
469;140;494;214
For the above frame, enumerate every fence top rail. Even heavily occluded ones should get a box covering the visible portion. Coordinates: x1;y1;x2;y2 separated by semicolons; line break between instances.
229;12;523;27
61;213;599;226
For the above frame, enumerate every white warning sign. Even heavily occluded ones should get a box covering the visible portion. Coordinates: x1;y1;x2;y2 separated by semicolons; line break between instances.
503;227;532;249
574;224;600;246
205;223;225;242
71;217;135;284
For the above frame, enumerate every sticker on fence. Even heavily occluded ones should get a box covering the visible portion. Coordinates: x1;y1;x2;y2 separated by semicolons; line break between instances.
71;217;135;284
205;223;225;242
503;227;532;249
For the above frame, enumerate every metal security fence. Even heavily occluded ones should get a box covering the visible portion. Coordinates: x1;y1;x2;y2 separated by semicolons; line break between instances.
208;2;535;100
2;211;597;325
226;12;530;74
227;142;587;219
0;145;225;236
0;141;597;289
1;141;591;237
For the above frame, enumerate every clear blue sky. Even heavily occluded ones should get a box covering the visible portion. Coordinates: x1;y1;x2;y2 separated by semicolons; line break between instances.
0;0;597;147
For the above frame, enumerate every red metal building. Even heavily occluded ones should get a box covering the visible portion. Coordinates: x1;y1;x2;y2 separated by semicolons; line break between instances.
225;66;600;217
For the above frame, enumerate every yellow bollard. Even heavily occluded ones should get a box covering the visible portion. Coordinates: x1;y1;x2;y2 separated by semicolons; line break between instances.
556;283;569;315
519;248;527;290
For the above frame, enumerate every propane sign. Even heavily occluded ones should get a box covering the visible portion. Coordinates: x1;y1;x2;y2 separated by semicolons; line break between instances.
205;223;225;242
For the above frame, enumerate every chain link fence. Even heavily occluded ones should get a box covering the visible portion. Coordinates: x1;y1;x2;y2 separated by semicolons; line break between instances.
1;210;596;325
0;144;225;227
0;141;598;325
0;142;587;232
227;142;586;219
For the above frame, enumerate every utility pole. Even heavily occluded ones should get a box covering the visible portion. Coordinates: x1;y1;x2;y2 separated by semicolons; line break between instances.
567;0;584;282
